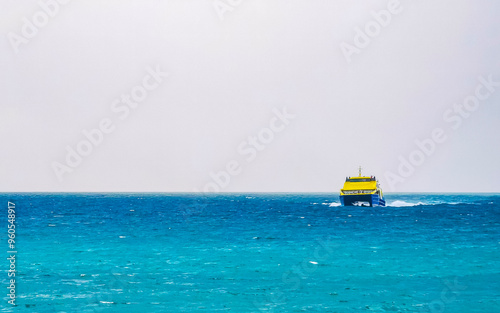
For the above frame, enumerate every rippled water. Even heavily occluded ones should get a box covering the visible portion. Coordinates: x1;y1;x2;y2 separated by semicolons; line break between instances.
1;193;499;312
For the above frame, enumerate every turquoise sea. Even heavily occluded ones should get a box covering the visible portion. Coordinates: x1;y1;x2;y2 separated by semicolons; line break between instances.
1;193;499;312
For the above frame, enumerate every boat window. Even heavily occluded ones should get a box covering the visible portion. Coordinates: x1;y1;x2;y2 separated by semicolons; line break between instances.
348;178;372;182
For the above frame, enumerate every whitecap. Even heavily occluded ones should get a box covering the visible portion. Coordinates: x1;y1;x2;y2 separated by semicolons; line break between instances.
386;200;425;207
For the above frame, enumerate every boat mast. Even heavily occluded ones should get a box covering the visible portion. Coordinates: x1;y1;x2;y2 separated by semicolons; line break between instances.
358;166;362;177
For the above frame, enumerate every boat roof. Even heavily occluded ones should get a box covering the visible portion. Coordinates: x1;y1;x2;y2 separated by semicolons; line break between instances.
342;176;377;190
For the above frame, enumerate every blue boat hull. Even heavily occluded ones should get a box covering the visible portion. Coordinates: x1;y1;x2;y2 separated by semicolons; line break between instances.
340;194;386;207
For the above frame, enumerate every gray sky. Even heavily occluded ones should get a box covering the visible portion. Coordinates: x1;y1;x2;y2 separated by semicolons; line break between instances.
1;0;499;193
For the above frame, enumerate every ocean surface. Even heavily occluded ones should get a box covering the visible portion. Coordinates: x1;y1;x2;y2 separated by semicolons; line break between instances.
0;193;499;312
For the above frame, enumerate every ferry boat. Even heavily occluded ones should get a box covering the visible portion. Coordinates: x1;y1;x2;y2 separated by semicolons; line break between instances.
339;167;386;207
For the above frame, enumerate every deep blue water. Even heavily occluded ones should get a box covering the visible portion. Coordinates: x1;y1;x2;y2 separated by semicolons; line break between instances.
0;193;499;312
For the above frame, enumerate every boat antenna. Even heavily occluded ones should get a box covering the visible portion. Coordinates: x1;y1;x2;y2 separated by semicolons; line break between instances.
358;166;362;177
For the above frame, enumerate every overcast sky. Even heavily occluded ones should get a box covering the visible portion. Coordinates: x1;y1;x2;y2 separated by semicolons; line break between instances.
1;0;499;193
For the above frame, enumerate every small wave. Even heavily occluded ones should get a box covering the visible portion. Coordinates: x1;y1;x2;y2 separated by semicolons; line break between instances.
386;200;426;207
387;200;469;207
322;200;473;208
